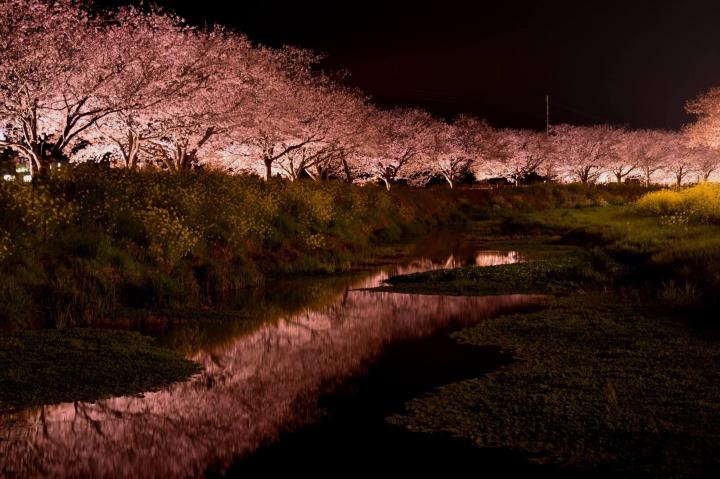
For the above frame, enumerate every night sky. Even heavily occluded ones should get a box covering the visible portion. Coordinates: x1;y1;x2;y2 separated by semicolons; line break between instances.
104;0;720;130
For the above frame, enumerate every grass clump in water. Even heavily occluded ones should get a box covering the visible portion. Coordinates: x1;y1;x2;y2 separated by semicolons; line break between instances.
389;293;720;477
0;328;199;412
375;248;617;296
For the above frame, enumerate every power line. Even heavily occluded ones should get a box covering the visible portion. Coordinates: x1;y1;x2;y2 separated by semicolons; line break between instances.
548;97;611;123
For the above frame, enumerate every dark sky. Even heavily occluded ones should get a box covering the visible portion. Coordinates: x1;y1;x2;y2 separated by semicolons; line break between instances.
104;1;720;130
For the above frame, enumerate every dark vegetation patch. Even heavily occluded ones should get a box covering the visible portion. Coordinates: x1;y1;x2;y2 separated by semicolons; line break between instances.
0;175;648;329
382;189;720;476
389;294;720;478
0;328;199;412
0;168;473;328
478;202;720;314
0;181;655;410
374;246;619;296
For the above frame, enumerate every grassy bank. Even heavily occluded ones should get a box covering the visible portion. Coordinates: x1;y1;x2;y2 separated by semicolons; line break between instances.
389;293;720;478
0;179;650;410
381;184;720;476
481;184;720;310
375;245;615;295
0;173;650;329
0;167;471;328
0;329;199;412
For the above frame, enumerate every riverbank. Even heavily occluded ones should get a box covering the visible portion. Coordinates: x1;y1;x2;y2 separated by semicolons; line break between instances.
0;180;650;415
389;292;720;478
381;187;720;477
0;173;652;329
0;329;199;412
0;168;461;329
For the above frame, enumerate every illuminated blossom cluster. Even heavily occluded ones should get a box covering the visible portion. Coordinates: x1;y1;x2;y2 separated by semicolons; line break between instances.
1;0;719;187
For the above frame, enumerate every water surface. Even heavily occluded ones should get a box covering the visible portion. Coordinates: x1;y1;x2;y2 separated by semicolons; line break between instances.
0;235;544;477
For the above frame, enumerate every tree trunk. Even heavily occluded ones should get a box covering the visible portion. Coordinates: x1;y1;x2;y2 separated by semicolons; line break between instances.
342;158;353;183
29;144;46;179
264;158;273;181
126;131;141;170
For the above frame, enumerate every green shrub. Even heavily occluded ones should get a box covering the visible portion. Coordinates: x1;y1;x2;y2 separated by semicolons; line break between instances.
659;280;701;310
0;173;654;328
0;169;473;327
138;206;200;268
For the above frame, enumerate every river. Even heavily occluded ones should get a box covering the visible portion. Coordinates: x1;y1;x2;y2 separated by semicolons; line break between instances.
0;232;547;478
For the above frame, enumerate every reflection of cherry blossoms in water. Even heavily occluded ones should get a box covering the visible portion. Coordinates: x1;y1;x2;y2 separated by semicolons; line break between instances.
367;250;522;286
442;250;522;269
0;251;536;478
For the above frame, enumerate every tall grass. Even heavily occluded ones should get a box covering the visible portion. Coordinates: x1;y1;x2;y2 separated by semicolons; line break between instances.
0;167;469;328
473;182;651;213
0;172;653;328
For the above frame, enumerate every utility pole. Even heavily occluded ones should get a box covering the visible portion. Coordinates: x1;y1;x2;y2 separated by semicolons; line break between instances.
545;93;550;135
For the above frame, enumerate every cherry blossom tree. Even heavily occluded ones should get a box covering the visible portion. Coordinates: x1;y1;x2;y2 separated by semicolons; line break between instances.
642;132;676;185
0;1;173;176
90;7;216;170
302;143;351;182
664;143;698;186
141;28;295;173
684;88;720;182
274;86;370;181
685;87;720;150
633;130;675;185
13;0;707;192
1;1;98;174
0;1;334;176
691;148;720;182
489;129;550;184
424;121;466;188
311;91;373;183
354;108;434;190
605;129;639;183
425;115;492;188
276;143;349;181
552;124;620;184
236;49;349;181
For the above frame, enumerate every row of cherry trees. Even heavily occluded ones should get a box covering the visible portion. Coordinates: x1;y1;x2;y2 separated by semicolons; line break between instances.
2;0;720;188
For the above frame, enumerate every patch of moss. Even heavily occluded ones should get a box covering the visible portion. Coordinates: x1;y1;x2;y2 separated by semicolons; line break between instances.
373;253;616;296
389;294;720;477
0;328;200;412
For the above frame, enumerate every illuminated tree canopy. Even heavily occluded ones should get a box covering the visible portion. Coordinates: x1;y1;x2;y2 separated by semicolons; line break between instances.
1;0;719;186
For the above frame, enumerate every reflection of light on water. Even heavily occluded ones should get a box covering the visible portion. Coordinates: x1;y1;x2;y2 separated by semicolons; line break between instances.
474;250;522;267
0;250;536;478
359;250;523;289
443;250;521;268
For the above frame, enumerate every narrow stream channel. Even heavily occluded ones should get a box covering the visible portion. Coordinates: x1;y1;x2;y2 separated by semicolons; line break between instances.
0;234;549;478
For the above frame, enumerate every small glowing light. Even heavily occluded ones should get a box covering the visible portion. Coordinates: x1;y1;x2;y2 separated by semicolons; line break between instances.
16;166;28;173
2;174;14;181
22;174;32;183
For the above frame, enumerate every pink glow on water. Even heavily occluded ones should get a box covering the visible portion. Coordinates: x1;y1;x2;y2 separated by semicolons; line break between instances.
0;251;538;478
